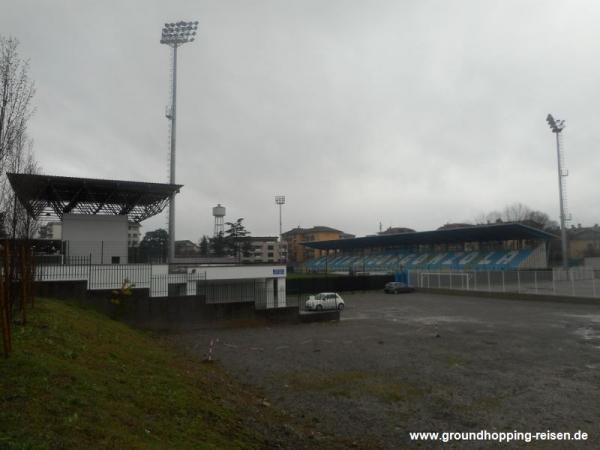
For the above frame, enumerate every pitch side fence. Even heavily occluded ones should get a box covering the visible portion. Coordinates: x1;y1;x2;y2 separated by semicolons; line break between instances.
410;268;600;299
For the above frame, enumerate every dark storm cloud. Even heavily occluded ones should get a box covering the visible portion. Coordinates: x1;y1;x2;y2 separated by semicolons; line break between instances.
2;0;600;239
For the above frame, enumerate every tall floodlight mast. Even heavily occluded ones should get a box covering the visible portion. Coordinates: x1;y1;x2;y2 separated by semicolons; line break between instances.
546;114;569;270
275;196;285;236
160;20;198;262
275;195;285;262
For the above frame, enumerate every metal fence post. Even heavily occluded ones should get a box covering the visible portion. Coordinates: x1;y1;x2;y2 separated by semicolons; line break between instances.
517;270;520;293
593;278;597;298
487;270;491;292
552;271;556;295
450;271;453;289
502;270;505;292
534;271;538;294
571;275;575;296
88;253;92;286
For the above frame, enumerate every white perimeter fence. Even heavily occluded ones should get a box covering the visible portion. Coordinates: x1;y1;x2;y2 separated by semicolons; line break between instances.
34;263;283;306
35;263;205;298
410;268;600;299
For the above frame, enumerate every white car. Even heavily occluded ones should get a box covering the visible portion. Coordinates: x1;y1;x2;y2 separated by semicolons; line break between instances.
305;292;345;311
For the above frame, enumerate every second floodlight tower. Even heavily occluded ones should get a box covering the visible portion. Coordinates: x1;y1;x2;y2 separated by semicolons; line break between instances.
161;20;198;262
275;195;286;262
275;195;285;237
546;114;569;270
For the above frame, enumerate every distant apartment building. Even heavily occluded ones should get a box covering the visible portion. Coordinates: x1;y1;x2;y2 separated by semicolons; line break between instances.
569;225;600;260
282;226;353;266
128;222;141;247
37;221;62;240
240;236;283;263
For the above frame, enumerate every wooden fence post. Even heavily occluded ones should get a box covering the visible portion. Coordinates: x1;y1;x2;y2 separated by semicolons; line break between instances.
20;245;27;326
0;244;12;356
4;245;11;331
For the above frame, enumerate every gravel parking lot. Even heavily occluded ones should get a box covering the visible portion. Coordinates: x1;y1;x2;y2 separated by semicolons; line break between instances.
175;291;600;449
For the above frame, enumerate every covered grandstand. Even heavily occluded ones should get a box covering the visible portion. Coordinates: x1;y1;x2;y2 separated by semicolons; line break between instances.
302;223;557;273
7;173;181;223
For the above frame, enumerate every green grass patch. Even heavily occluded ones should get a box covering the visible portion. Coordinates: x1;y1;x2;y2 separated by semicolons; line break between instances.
445;354;468;368
0;299;281;449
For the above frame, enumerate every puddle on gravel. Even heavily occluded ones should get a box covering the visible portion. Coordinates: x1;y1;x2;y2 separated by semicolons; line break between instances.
343;313;483;325
341;313;372;321
563;314;600;323
399;316;483;325
574;327;600;341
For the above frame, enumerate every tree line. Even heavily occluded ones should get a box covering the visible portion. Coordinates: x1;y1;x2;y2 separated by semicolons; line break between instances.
473;202;559;231
139;218;253;261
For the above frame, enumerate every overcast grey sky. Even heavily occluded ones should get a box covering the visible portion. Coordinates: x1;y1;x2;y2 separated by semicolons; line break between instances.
3;0;600;240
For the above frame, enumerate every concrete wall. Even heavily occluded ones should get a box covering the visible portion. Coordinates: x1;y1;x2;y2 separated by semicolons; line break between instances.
73;288;300;330
35;280;87;300
187;264;286;280
34;279;341;329
286;274;394;295
62;214;128;264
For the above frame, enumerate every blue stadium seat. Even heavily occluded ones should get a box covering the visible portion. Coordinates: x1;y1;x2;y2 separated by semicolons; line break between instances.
304;248;535;272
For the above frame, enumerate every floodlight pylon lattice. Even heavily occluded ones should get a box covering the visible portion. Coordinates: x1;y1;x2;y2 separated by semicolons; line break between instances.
275;195;285;237
546;114;570;270
275;195;286;263
160;20;198;262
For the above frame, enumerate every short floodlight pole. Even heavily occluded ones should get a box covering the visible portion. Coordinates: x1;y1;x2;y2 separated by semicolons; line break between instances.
546;114;569;270
160;20;198;262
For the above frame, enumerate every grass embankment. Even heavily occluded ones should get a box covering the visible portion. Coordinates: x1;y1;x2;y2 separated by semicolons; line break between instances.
0;299;332;449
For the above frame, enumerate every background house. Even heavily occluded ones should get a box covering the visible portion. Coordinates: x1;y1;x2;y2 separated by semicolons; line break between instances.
282;226;353;266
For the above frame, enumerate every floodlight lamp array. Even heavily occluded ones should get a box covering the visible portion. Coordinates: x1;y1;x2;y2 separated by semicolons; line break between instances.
546;114;565;133
160;20;199;46
275;195;285;205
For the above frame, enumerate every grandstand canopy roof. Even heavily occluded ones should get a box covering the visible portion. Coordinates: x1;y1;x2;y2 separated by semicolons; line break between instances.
8;173;182;223
302;223;558;250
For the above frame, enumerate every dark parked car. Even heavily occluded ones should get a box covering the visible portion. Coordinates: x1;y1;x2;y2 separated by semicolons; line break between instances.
384;281;414;294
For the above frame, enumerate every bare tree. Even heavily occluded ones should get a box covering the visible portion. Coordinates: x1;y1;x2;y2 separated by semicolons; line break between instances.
0;36;37;237
475;202;559;231
0;37;35;165
7;135;40;239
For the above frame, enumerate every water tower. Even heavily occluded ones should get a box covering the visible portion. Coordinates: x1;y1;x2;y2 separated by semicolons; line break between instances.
213;204;226;236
